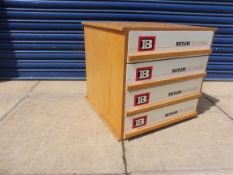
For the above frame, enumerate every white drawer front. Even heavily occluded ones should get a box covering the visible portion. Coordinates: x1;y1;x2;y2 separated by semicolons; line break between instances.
125;77;203;111
126;55;208;84
128;31;214;54
124;98;198;133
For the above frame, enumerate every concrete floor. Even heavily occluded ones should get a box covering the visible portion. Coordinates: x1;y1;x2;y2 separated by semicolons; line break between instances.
0;81;233;175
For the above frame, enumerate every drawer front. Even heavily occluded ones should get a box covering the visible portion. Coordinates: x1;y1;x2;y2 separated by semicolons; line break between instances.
126;55;208;84
128;31;214;55
125;77;203;111
124;98;198;133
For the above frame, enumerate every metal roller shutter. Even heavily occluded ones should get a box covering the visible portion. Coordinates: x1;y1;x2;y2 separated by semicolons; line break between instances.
0;0;232;80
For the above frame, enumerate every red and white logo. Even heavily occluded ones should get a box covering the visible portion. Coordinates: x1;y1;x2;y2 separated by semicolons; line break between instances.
132;115;147;129
134;92;150;106
136;66;153;81
138;36;156;52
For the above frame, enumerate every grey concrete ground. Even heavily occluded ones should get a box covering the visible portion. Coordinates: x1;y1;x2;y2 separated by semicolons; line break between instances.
0;80;233;175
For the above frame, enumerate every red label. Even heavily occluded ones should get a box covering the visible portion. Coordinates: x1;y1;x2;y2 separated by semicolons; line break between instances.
132;115;147;129
136;66;153;81
134;92;150;106
138;36;156;52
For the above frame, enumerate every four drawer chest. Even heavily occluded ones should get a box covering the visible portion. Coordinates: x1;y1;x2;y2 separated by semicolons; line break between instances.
82;22;216;140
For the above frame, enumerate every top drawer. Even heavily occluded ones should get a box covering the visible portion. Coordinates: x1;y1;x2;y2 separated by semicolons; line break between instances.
127;30;214;59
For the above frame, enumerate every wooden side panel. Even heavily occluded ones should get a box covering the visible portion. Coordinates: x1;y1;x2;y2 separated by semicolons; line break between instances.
84;26;125;139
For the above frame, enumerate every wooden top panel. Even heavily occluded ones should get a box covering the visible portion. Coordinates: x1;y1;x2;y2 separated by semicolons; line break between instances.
82;22;217;32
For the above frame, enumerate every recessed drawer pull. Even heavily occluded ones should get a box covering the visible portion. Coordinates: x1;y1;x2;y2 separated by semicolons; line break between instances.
128;49;212;63
127;72;206;91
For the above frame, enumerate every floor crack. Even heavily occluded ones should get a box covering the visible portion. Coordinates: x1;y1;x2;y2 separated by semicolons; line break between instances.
27;80;40;95
121;141;129;175
0;81;40;122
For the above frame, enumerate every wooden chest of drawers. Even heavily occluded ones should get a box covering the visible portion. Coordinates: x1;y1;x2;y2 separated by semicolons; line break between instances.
83;22;216;140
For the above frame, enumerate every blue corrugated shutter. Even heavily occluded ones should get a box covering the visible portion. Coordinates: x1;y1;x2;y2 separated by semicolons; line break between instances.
0;0;232;80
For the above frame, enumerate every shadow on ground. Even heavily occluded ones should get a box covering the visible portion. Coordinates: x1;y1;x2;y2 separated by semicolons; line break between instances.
198;92;219;114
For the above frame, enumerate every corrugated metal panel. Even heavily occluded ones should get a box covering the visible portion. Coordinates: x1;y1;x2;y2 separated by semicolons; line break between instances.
0;0;232;80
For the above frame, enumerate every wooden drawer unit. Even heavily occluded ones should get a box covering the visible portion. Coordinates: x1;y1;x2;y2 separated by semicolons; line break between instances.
83;22;216;140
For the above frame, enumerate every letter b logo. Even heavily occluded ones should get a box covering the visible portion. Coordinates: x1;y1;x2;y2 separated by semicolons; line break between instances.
141;39;152;49
136;66;153;81
132;115;147;128
134;92;150;106
138;36;156;52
